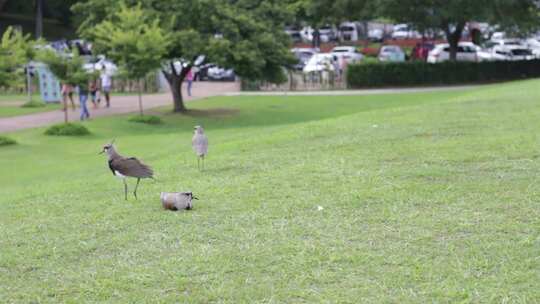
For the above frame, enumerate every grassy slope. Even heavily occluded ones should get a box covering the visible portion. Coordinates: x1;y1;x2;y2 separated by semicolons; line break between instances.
1;80;539;302
0;94;60;118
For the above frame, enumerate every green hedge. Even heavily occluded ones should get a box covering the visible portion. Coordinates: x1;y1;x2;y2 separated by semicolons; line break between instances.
347;60;540;88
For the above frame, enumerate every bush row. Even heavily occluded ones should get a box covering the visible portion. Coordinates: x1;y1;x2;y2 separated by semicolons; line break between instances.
346;60;540;88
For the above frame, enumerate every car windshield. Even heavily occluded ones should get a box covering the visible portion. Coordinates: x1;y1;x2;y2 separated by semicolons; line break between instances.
340;26;355;31
333;49;350;53
297;52;314;61
511;49;532;56
382;47;400;53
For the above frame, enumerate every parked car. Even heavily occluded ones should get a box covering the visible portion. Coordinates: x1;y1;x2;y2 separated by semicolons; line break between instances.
427;42;490;63
339;22;362;42
303;53;336;73
207;65;235;81
525;38;540;58
331;46;363;63
285;26;303;43
319;25;337;42
491;45;535;61
291;48;318;71
484;39;524;50
411;42;435;61
378;45;406;62
391;24;421;40
368;28;384;42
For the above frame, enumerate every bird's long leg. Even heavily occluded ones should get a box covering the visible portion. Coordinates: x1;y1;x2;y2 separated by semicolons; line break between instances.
133;178;140;199
197;157;200;171
202;155;205;171
123;178;128;201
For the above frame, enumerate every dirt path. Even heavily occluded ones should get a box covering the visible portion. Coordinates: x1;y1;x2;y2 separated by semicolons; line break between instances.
0;81;240;133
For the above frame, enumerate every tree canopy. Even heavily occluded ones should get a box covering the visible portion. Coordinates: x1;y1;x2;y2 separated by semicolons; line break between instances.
74;0;297;112
379;0;540;59
92;3;169;115
0;26;34;88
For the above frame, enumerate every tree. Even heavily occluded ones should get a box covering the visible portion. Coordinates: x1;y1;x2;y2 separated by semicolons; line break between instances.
73;0;296;113
37;49;94;122
92;3;169;116
379;0;540;61
0;26;35;89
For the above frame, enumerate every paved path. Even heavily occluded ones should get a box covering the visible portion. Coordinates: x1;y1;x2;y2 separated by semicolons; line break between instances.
0;81;240;133
225;84;483;97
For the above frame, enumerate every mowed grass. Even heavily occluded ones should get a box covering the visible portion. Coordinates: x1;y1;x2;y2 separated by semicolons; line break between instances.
1;80;540;302
0;94;60;118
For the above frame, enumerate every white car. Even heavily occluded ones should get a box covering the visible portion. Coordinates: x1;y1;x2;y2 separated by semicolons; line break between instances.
319;25;337;42
303;53;336;73
525;38;540;58
391;24;421;39
491;45;535;61
291;48;318;70
339;22;361;41
300;26;334;43
368;28;384;42
331;46;363;63
427;42;489;63
378;45;406;62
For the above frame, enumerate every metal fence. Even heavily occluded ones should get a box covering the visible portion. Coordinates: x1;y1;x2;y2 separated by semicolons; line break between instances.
242;70;347;92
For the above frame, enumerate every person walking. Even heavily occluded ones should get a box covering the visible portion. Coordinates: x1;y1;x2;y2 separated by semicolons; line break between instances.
78;83;90;121
185;67;194;97
100;72;112;107
61;83;76;111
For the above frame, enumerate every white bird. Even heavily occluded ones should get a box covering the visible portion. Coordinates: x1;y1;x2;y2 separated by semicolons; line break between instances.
192;125;208;170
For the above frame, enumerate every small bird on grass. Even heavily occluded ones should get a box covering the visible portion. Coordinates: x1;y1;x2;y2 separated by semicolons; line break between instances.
192;125;208;170
160;192;198;211
100;141;153;200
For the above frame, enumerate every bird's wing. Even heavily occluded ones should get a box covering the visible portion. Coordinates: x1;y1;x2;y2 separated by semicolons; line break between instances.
192;134;208;155
111;157;153;178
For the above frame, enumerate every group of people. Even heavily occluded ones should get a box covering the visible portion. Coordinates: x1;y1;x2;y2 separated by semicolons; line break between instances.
61;73;113;121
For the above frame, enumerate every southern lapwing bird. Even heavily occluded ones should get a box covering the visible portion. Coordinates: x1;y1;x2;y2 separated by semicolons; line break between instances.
192;125;208;170
160;192;198;211
100;142;153;200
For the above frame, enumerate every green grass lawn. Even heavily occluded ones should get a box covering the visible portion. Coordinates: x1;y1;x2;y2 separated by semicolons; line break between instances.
0;94;61;118
1;79;540;302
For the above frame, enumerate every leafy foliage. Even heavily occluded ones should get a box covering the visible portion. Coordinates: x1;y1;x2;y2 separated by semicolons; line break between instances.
37;48;95;88
74;0;297;112
347;60;540;88
0;26;34;88
378;0;540;59
92;3;169;81
44;122;91;136
0;135;16;146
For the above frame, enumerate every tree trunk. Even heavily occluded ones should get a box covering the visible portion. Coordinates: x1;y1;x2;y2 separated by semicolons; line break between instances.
0;0;9;13
162;62;190;113
138;79;143;116
35;0;43;39
63;99;68;123
444;23;464;62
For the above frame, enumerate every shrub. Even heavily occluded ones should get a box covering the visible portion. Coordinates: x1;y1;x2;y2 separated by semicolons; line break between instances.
347;60;540;88
44;123;91;136
128;115;163;125
0;136;16;146
21;100;46;108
